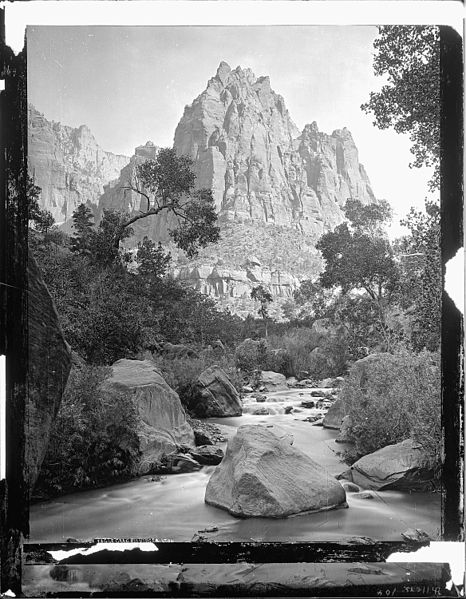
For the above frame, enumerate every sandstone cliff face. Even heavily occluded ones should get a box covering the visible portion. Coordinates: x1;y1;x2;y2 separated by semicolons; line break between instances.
30;63;378;313
174;62;375;236
97;141;179;242
26;252;72;493
28;105;129;223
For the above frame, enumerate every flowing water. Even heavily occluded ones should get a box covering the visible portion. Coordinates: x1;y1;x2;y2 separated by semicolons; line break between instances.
29;389;441;543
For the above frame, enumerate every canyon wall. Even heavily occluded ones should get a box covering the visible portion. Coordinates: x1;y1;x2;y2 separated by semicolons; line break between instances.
29;62;378;314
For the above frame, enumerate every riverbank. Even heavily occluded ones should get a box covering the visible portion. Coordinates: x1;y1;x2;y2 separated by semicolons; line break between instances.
29;389;441;543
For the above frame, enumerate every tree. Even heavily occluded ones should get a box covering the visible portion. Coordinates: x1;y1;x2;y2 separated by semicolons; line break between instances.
118;148;220;256
316;200;399;351
361;26;440;190
24;175;56;237
90;209;134;267
70;203;95;254
396;200;441;351
136;236;172;280
251;285;273;337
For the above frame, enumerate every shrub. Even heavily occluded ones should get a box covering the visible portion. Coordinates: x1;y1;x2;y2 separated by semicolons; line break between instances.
340;350;441;477
235;339;266;373
34;364;140;499
267;327;348;379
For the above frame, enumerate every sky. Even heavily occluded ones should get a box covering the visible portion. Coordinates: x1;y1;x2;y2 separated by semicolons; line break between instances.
27;25;436;238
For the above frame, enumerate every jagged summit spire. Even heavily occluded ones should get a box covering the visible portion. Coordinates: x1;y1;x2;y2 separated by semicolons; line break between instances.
216;61;232;85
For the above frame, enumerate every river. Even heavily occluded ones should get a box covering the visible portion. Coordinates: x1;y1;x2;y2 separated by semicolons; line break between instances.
29;389;441;543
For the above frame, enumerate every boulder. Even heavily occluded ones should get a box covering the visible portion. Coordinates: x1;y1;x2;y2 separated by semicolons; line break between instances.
284;406;293;415
189;418;225;446
252;407;269;415
338;439;434;491
260;371;288;390
322;398;345;430
190;446;224;465
163;453;201;473
189;366;242;418
27;253;72;492
340;481;360;493
318;378;335;388
205;425;347;518
101;359;194;474
254;393;267;403
335;415;353;443
242;386;254;393
300;400;315;409
286;377;298;387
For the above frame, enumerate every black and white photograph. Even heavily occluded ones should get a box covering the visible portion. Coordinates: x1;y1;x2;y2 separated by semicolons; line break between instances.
0;8;463;596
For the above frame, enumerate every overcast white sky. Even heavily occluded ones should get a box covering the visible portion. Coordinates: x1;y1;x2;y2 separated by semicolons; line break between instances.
27;25;436;237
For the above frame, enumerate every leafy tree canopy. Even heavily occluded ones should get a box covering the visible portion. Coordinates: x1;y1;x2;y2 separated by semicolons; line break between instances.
317;200;399;303
251;284;273;337
120;147;220;257
361;26;440;190
395;200;441;351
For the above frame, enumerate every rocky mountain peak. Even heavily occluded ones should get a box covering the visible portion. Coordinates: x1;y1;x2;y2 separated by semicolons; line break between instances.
215;61;232;85
30;65;378;316
28;105;130;223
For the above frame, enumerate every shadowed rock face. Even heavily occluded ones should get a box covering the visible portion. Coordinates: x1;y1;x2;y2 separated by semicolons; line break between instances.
205;424;347;517
102;359;194;474
338;439;434;491
28;105;129;224
323;398;345;430
26;252;72;493
189;366;242;418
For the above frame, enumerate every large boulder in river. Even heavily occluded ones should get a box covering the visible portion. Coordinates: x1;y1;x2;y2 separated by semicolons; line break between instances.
102;359;194;474
205;425;347;517
189;366;242;418
27;252;72;493
322;398;345;429
261;371;287;390
338;439;434;491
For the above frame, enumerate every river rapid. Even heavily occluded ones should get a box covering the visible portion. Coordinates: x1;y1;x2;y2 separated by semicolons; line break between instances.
29;389;441;543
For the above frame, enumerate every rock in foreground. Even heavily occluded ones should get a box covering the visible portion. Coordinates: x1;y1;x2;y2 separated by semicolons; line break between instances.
102;359;194;474
338;439;434;491
27;252;72;493
261;371;288;390
189;366;242;417
190;446;224;465
205;425;346;518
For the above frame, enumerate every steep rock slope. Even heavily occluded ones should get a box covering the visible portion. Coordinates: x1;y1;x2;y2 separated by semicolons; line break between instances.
27;252;72;494
28;105;129;223
174;61;375;234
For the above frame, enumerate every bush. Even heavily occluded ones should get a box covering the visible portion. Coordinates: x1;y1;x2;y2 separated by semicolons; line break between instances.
33;364;140;499
235;339;266;373
267;327;348;379
340;350;441;477
234;338;293;377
